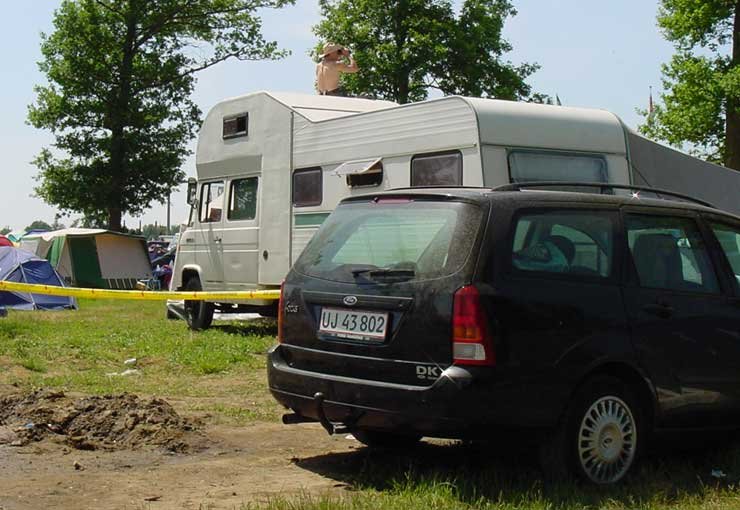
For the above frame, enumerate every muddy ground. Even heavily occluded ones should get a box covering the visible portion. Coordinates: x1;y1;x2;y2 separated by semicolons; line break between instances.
0;386;470;510
0;387;365;509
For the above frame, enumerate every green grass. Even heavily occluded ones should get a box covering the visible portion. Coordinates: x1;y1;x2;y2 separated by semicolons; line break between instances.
6;300;740;509
243;439;740;510
0;299;282;422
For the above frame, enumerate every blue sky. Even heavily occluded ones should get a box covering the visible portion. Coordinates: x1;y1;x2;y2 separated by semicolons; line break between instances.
0;0;674;232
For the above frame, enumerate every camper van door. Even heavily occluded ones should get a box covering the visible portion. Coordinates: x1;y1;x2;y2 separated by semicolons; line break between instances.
221;176;260;285
195;180;226;288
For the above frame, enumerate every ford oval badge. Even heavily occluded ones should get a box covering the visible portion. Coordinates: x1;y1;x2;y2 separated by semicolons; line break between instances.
343;295;358;306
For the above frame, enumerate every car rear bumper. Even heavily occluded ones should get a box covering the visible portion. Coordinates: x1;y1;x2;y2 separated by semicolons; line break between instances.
267;344;550;438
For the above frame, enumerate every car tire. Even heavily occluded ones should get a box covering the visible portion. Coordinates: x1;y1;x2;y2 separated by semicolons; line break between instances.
184;277;214;331
540;376;642;485
351;428;422;449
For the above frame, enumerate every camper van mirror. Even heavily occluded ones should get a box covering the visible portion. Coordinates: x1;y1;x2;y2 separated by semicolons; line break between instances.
187;179;198;206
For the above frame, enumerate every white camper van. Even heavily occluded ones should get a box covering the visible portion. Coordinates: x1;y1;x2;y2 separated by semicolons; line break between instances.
173;91;740;328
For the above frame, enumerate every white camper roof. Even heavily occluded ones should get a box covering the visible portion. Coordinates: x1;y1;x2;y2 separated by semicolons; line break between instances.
462;97;627;154
296;94;627;155
266;91;397;120
211;91;396;122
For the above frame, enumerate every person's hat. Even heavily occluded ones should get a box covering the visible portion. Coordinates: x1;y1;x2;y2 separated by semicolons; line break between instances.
321;43;343;57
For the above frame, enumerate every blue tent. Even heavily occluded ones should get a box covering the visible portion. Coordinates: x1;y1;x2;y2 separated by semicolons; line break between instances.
0;247;77;310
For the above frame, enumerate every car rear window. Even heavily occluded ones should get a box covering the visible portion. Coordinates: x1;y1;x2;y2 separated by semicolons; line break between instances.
294;199;482;283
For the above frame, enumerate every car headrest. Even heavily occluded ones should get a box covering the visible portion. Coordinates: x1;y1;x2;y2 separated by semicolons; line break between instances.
632;233;681;288
544;235;576;264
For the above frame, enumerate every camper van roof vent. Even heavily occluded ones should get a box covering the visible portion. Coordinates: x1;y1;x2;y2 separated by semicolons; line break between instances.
333;158;382;176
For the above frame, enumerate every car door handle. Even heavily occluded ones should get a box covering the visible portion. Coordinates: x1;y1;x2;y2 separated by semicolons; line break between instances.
643;303;673;319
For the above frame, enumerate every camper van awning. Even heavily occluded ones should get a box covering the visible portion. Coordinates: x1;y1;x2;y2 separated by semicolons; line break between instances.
333;158;383;176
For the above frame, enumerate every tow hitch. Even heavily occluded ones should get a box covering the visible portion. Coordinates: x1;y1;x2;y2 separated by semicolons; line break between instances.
280;393;360;435
313;392;356;435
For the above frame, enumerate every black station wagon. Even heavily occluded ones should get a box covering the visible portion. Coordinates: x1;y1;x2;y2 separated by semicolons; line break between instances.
268;183;740;484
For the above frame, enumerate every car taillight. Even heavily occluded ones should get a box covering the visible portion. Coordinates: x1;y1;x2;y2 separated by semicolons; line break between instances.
277;282;285;343
452;285;495;366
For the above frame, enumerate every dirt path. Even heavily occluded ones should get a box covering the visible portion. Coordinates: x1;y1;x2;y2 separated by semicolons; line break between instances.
0;421;359;510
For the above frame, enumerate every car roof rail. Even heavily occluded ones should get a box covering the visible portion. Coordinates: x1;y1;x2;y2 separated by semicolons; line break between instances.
491;181;717;209
386;185;489;191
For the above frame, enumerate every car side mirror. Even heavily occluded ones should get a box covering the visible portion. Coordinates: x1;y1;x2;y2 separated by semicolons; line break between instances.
186;178;197;206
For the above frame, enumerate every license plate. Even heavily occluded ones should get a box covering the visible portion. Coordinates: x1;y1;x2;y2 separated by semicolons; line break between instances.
318;307;388;341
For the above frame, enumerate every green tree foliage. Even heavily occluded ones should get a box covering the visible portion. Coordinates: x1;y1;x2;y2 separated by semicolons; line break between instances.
0;227;11;236
314;0;540;103
641;1;740;168
51;215;67;231
139;223;180;239
25;220;53;232
29;0;293;232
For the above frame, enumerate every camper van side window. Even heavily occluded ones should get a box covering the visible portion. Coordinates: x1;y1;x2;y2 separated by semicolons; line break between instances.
228;178;258;221
508;150;608;183
199;181;225;223
411;151;462;187
293;167;322;207
223;113;248;139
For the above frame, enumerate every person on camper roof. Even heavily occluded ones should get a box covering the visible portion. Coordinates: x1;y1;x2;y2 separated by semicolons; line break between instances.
316;43;359;96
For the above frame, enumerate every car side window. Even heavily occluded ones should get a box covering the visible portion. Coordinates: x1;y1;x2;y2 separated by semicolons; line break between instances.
199;181;225;223
511;210;614;278
709;221;740;293
625;214;719;293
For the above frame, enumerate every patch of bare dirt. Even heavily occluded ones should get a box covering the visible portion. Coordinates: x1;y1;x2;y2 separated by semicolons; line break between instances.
0;388;366;509
0;421;358;510
0;390;200;452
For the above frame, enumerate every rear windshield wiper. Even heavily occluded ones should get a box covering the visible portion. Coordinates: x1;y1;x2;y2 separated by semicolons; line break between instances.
351;268;416;279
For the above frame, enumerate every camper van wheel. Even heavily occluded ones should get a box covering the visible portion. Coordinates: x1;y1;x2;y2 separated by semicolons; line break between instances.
165;307;179;320
184;277;214;331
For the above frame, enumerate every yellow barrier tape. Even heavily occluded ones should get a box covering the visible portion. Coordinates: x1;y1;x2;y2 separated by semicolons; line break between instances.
0;280;280;301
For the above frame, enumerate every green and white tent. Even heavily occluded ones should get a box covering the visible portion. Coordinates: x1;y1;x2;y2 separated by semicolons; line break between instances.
20;228;152;289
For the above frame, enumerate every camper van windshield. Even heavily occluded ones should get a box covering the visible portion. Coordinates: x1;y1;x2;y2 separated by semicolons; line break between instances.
509;151;607;183
294;199;482;283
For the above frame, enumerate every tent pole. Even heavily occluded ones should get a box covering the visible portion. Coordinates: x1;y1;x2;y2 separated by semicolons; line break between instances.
17;262;36;309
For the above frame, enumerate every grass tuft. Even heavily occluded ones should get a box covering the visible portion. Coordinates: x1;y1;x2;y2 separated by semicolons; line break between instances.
18;356;47;373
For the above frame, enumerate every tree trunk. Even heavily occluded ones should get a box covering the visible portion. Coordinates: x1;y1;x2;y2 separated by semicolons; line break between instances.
394;0;410;103
107;5;138;231
398;80;409;104
726;2;740;170
107;208;122;232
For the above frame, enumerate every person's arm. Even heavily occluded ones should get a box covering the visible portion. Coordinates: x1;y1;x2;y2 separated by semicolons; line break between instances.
338;50;359;74
344;56;359;73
